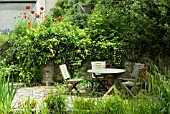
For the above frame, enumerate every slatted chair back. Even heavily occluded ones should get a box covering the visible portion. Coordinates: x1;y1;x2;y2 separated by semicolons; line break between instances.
131;63;145;78
59;64;82;94
137;67;148;88
91;61;106;77
59;64;71;80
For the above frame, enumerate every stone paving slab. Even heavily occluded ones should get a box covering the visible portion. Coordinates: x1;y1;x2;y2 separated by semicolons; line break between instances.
11;86;57;109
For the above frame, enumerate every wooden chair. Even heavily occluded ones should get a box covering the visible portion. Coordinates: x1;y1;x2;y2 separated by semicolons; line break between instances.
120;63;146;97
91;61;107;91
59;64;82;94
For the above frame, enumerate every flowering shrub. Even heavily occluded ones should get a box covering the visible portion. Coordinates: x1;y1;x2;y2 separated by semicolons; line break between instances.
1;3;90;85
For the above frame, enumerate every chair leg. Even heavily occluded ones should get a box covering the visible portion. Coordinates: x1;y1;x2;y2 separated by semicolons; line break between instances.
91;79;94;89
67;85;74;94
72;82;80;93
121;82;134;97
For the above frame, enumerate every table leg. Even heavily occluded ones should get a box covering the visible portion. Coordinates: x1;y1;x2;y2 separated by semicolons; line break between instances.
105;75;121;95
92;77;108;92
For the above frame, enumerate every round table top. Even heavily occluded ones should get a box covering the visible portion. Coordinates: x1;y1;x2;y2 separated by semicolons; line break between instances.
87;68;126;74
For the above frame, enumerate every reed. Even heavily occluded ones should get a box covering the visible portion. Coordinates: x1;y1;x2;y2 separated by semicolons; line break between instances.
0;75;16;114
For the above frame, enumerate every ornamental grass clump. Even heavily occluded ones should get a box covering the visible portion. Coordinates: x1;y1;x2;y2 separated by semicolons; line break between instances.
0;76;16;114
147;65;170;114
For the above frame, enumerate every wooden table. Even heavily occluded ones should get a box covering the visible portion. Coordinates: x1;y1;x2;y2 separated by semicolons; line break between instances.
87;68;126;93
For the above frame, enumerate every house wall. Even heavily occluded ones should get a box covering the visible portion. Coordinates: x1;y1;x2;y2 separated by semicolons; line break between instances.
0;0;57;29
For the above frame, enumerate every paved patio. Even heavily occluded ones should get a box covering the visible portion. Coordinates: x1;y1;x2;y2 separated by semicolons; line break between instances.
11;84;105;113
11;86;57;109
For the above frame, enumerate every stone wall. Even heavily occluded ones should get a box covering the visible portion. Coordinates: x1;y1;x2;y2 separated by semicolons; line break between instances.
41;61;54;85
41;61;65;85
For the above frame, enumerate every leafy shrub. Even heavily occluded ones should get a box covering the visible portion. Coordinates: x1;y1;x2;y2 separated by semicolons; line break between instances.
85;1;126;67
120;0;170;61
0;13;91;85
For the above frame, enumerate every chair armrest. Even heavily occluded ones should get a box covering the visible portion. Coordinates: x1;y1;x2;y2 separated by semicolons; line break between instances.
119;78;136;81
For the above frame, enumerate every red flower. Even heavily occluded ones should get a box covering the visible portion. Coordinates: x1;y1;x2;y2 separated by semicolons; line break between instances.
43;15;48;22
36;14;40;18
56;16;64;20
31;10;35;14
27;22;31;28
40;12;43;15
24;15;27;18
57;16;61;20
26;5;30;9
23;12;27;15
27;16;30;20
40;7;44;10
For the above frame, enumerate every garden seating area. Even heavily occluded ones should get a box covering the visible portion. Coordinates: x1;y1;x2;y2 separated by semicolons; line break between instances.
0;0;170;113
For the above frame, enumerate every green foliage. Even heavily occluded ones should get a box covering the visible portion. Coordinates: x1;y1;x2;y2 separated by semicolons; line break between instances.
86;1;126;67
51;0;74;18
122;0;170;60
0;33;8;47
43;84;67;113
148;65;170;114
50;0;127;67
1;15;90;85
73;97;95;112
0;76;16;114
96;95;129;114
85;0;170;63
0;33;11;61
69;14;89;29
18;97;38;113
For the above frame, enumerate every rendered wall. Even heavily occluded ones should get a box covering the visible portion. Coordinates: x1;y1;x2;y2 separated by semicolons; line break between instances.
0;0;57;29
